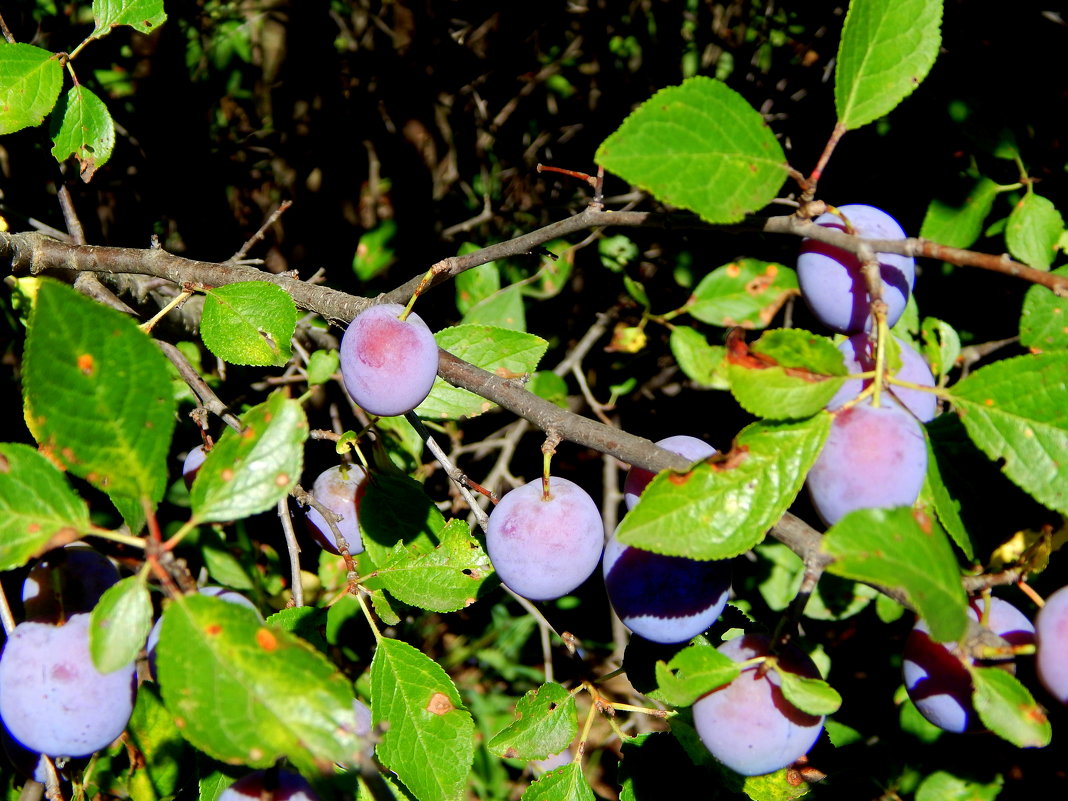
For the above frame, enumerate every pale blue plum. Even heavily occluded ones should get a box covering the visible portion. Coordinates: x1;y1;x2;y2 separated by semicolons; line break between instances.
693;634;824;776
304;464;369;554
340;303;438;417
624;435;717;510
806;403;926;526
828;334;937;422
1034;585;1068;704
218;770;320;801
797;204;915;333
0;613;136;758
486;476;603;601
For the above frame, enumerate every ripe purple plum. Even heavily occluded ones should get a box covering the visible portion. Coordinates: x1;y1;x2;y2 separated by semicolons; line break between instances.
602;526;730;643
828;334;937;422
0;613;136;758
903;597;1034;732
182;444;209;489
486;476;604;601
303;464;369;554
623;435;717;510
1035;585;1068;704
806;402;926;526
693;634;824;776
218;770;320;801
340;303;439;417
22;544;120;622
797;204;915;333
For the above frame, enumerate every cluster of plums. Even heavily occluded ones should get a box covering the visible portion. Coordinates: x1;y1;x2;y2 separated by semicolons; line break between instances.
797;204;934;525
903;589;1068;733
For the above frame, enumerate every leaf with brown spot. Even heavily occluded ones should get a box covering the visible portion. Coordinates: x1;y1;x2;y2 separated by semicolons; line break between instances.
427;692;454;715
487;682;577;762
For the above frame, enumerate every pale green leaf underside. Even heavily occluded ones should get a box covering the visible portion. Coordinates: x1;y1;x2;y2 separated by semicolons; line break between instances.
488;682;577;761
89;576;152;674
948;352;1068;514
835;0;942;130
520;763;595;801
1019;266;1068;351
596;76;789;223
970;666;1051;748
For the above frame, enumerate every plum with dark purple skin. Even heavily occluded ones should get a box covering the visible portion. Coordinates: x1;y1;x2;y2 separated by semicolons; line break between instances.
602;526;731;643
806;402;927;526
828;334;937;422
903;597;1034;732
693;634;824;776
304;464;369;554
0;613;136;758
22;544;120;622
340;303;439;417
1034;586;1068;704
623;435;717;510
797;204;915;333
218;770;320;801
486;476;604;601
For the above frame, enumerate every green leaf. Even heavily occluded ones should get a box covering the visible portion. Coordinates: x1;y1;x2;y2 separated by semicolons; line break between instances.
725;329;846;419
652;644;740;707
353;219;397;281
0;443;90;571
835;0;942;130
920;176;1001;250
455;257;501;315
919;317;961;380
755;543;878;621
599;234;639;273
617;415;831;560
0;43;63;135
126;684;186;801
688;260;799;329
360;473;445;565
915;771;1003;801
487;682;578;760
948;352;1068;514
920;441;974;561
773;669;841;716
373;519;494;613
200;282;297;367
305;348;339;386
1019;266;1068;351
523;240;574;300
157;594;364;771
189;392;306;523
527;371;569;407
969;666;1051;748
416;325;548;420
50;85;115;181
370;637;475;801
1006;193;1063;270
23;279;176;531
461;284;526;331
669;326;728;389
596;76;790;223
822;507;968;643
89;575;153;674
520;763;594;801
92;0;168;36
